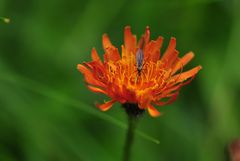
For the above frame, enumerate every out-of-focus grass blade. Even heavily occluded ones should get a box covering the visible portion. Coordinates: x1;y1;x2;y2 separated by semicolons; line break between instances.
0;72;160;144
0;17;10;23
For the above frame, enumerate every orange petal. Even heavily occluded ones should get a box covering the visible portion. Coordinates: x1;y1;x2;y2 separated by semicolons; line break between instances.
87;85;107;95
77;64;92;77
144;36;163;62
165;50;179;68
160;85;180;96
172;51;195;74
83;61;104;74
102;34;113;50
173;65;202;83
147;104;161;117
91;48;101;62
154;92;179;106
77;64;105;87
97;100;116;111
161;37;176;62
164;72;198;96
124;26;136;53
138;94;152;110
154;36;164;58
103;47;120;62
144;26;150;45
121;85;137;103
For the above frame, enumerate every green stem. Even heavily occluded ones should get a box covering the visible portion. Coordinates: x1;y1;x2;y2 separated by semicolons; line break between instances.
122;115;138;161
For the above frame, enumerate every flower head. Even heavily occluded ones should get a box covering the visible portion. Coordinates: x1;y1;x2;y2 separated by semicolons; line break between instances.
78;26;202;117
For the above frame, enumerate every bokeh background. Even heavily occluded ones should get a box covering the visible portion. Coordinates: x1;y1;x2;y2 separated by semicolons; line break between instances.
1;0;240;161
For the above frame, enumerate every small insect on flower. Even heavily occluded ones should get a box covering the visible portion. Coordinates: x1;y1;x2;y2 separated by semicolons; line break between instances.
77;26;202;117
136;36;145;77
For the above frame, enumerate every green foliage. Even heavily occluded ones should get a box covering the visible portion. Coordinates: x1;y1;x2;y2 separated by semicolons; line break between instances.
1;0;240;161
0;17;10;23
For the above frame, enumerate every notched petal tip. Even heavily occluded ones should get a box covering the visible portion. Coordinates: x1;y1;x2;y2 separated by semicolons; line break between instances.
157;36;164;42
102;34;113;50
96;100;115;111
77;64;84;71
172;51;196;74
77;64;105;87
124;26;132;36
77;63;92;74
91;48;101;62
125;25;131;30
183;51;195;62
168;37;176;49
169;37;176;47
187;51;195;56
161;37;177;61
195;65;202;71
144;26;150;43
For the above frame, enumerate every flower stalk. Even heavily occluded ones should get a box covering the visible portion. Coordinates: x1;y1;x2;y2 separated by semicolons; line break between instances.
123;113;138;161
122;103;143;161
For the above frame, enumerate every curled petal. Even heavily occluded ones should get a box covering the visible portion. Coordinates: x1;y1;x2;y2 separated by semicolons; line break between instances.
173;65;202;83
87;85;107;95
172;52;195;74
84;61;105;77
97;100;116;111
147;104;161;117
154;92;179;106
77;64;105;87
91;48;101;62
160;85;180;96
102;34;113;50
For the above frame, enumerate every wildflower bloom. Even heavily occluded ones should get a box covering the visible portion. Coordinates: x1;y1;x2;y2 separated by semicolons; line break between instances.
77;26;202;117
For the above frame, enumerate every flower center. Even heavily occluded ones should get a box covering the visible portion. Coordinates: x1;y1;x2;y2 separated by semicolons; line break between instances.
105;57;172;95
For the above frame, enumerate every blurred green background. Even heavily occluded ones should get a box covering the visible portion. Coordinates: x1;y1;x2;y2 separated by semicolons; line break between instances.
1;0;240;161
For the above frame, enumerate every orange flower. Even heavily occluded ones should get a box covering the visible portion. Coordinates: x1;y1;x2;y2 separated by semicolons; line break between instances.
77;26;202;117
